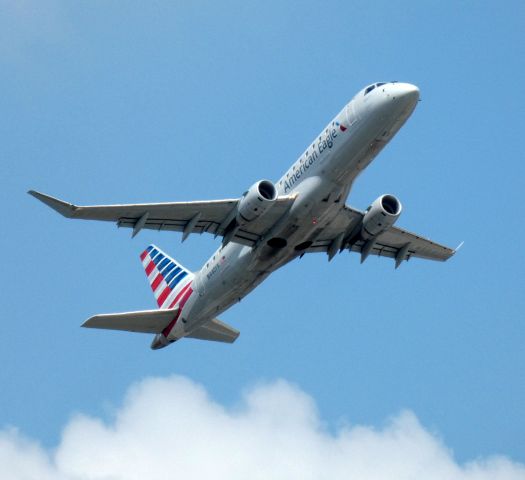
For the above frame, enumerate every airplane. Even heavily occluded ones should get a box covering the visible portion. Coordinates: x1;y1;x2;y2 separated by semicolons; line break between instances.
29;81;457;350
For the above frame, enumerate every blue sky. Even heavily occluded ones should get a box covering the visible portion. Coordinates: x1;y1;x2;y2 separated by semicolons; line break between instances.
1;1;524;476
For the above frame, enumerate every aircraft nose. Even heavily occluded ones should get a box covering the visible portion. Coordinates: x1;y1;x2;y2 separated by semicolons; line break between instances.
393;83;420;108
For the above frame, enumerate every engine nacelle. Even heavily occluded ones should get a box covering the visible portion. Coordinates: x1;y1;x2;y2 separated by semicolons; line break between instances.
361;194;402;239
236;180;277;225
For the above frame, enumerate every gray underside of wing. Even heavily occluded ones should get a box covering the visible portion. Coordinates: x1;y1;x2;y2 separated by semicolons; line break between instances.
307;205;455;262
368;226;454;261
28;190;296;246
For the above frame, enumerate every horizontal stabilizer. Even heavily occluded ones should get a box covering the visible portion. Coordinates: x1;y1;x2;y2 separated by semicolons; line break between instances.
186;318;239;343
82;308;179;333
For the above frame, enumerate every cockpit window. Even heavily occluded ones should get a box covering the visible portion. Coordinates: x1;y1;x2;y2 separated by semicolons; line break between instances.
364;85;375;95
376;82;386;87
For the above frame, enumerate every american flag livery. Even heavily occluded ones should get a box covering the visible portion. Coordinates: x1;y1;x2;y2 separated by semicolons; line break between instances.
140;245;194;310
335;121;347;132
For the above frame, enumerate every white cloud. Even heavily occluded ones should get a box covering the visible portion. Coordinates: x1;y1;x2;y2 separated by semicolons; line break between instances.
1;375;524;480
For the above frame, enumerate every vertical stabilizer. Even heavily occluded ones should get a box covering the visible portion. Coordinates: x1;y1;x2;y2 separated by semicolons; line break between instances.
140;245;194;309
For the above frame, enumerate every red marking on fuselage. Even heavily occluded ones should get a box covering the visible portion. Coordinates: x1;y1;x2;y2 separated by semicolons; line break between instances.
162;282;194;337
162;310;182;338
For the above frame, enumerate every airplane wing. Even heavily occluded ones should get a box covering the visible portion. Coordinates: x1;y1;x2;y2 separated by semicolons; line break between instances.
306;205;455;265
29;190;295;247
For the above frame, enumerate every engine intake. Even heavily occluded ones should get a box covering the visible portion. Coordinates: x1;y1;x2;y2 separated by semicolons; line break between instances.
361;194;402;239
236;180;277;225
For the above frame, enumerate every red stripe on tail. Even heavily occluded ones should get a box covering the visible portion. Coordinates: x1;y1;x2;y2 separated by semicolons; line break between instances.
151;273;164;292
168;281;192;309
145;261;155;276
157;286;172;307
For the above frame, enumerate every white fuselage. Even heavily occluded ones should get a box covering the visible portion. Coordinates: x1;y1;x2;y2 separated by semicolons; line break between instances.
166;82;420;342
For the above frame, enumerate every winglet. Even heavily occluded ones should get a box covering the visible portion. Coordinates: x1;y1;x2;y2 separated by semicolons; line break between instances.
28;190;77;218
454;241;465;254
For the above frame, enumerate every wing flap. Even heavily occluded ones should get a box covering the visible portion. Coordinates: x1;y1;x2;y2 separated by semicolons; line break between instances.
375;225;455;261
186;318;239;343
82;308;179;333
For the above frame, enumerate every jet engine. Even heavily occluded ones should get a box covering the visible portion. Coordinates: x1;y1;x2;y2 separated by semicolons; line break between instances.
361;194;402;239
236;180;277;225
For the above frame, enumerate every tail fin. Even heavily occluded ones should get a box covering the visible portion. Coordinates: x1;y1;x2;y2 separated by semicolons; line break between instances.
140;245;194;309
